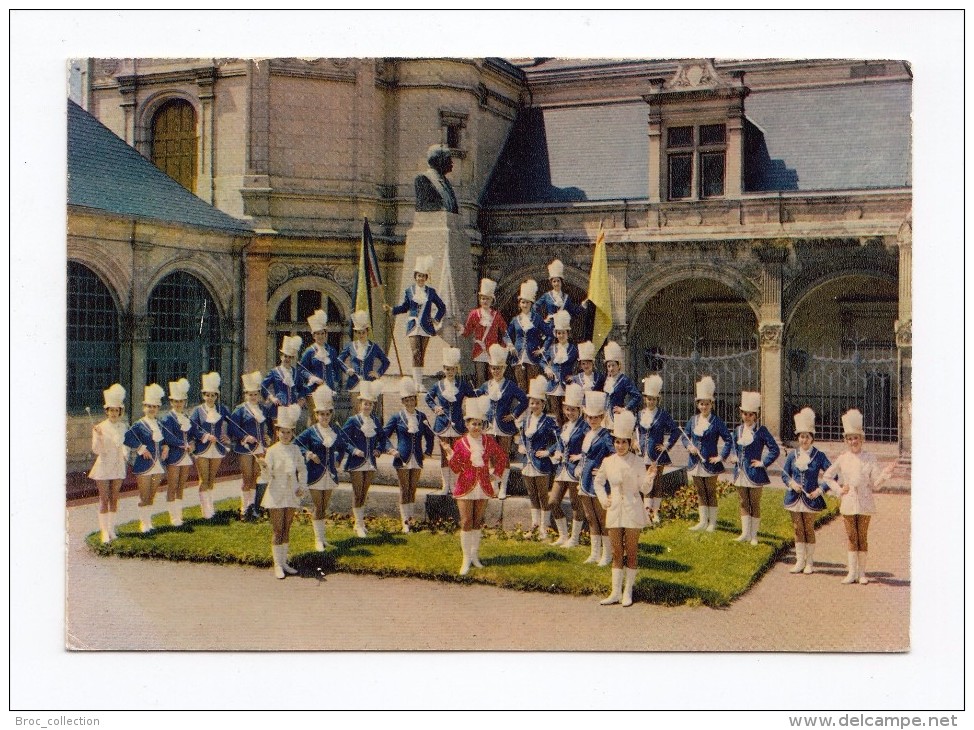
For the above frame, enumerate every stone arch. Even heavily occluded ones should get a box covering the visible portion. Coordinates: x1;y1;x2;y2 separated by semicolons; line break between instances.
628;262;762;324
267;275;353;324
143;255;234;322
783;269;898;338
135;89;201;152
66;253;128;319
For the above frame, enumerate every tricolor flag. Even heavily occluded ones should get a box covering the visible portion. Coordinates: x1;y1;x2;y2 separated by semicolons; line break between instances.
587;226;613;353
352;218;383;333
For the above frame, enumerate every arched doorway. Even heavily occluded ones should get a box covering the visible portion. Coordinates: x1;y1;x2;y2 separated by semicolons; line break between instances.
784;274;898;441
150;98;197;192
146;271;221;399
67;261;121;411
629;278;758;429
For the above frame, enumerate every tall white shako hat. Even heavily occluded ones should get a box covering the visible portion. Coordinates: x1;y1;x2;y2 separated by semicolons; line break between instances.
414;255;433;276
552;309;571;332
275;404;302;430
351;310;370;331
201;371;222;393
564;382;585;408
399;377;421;399
280;335;303;358
103;383;126;409
583;390;607;417
357;380;380;403
312;384;335;412
642;374;663;398
463;394;490;421
143;383;165;406
479;278;497;299
548;259;565;281
740;391;762;413
307;309;328;332
240;371;262;393
577;341;596;362
793;407;816;435
519;279;538;303
695;376;716;402
442;346;461;369
487;343;508;368
611;409;637;441
604;341;623;364
841;408;865;436
168;378;190;401
528;374;549;401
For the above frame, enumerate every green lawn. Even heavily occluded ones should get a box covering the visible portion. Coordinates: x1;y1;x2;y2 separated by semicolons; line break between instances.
87;491;838;607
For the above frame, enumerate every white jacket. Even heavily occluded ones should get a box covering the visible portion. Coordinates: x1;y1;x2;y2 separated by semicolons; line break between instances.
594;451;648;529
823;451;882;515
88;419;129;481
262;442;308;510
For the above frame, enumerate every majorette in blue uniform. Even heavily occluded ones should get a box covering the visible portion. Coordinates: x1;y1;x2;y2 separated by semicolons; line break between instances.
507;279;547;393
262;335;306;421
389;254;446;377
730;390;781;545
533;259;585;340
519;375;560;539
600;341;641;424
425;346;475;495
682;375;732;532
383;377;436;532
571;341;606;393
123;383;168;533
549;382;589;546
342;381;388;537
476;343;527;500
636;374;680;526
160;377;201;526
578;390;615;566
299;309;344;392
542;309;579;399
338;310;390;393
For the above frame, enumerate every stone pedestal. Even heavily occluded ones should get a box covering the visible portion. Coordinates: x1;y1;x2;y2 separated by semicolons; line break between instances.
390;210;478;377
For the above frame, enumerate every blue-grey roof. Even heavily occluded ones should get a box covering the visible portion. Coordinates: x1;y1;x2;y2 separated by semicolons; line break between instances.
67;100;252;233
483;80;911;205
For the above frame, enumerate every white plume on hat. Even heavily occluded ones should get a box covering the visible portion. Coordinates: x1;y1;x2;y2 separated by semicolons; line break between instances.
351;310;370;331
577;341;596;361
642;374;663;398
584;390;607;417
307;309;328;332
399;377;421;399
548;259;565;280
357;381;380;402
168;378;190;401
478;278;497;298
414;255;433;276
280;335;303;358
103;383;126;409
143;383;165;406
201;371;222;393
695;376;716;401
275;404;302;430
519;279;538;303
740;391;762;413
312;385;335;412
841;409;865;436
487;343;508;368
442;346;461;368
793;407;816;435
611;409;637;441
528;374;549;401
564;382;584;408
552;309;571;331
604;341;623;363
463;395;490;421
240;371;262;393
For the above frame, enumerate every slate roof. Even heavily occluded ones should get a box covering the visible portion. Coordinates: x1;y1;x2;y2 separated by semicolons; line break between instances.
67;100;252;233
483;80;911;205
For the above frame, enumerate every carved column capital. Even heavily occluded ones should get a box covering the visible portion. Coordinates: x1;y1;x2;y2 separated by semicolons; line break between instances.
759;322;783;351
895;319;912;348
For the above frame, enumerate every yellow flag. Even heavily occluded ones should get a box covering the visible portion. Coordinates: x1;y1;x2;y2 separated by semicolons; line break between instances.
588;228;612;353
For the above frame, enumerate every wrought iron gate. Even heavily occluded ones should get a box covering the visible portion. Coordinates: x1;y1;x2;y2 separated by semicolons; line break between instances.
639;338;760;431
784;340;898;442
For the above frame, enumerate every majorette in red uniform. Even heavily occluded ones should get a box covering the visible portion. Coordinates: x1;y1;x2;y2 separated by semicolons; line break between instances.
461;277;509;386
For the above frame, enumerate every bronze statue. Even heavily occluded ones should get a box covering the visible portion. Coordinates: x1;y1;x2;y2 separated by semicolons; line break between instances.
414;144;459;214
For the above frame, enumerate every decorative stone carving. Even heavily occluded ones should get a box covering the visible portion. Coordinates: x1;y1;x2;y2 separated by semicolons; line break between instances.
665;59;731;91
759;323;783;350
895;319;912;348
266;263;347;293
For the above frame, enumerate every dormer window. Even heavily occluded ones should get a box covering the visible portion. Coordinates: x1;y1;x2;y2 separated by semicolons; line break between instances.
666;123;726;200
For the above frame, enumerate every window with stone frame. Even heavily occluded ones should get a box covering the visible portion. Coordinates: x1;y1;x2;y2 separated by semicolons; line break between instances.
666;123;727;200
67;262;121;411
150;99;198;192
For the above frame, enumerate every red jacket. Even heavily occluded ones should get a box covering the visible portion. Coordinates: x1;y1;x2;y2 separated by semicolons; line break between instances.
448;434;508;498
462;308;509;361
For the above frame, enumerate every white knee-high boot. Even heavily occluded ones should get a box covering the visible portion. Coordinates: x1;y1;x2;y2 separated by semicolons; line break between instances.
689;504;707;531
240;488;254;516
139;505;154;533
353;506;368;537
538;510;550;540
108;510;119;539
600;568;624;605
281;543;297;574
598;536;613;567
735;515;751;542
803;543;816;574
438;465;451;495
552;517;569;545
749;517;761;545
857;552;869;584
471;530;484;568
585;534;602;564
498;469;510;499
312;519;327;551
651;497;662;524
459;531;472;575
200;490;214;519
565;519;583;547
97;512;111;543
168;500;184;527
842;551;859;584
271;544;285;579
790;543;806;573
706;505;718;532
399;503;411;533
622;568;637;607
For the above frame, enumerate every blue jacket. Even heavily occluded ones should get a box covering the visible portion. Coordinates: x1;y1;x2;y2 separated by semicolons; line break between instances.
261;366;305;419
781;447;833;511
578;427;614;497
636;408;680;467
124;418;166;475
341;414;388;471
189;403;232;457
475;378;528;437
602;373;642;414
425;377;476;435
159;411;202;467
554;417;589;482
543;341;579;394
731;424;781;485
533;291;584;339
507;312;548;366
392;284;446;337
295;422;349;486
229;402;273;455
518;412;558;474
571;370;606;393
338;340;390;391
299;342;344;392
383;410;436;468
682;414;732;475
